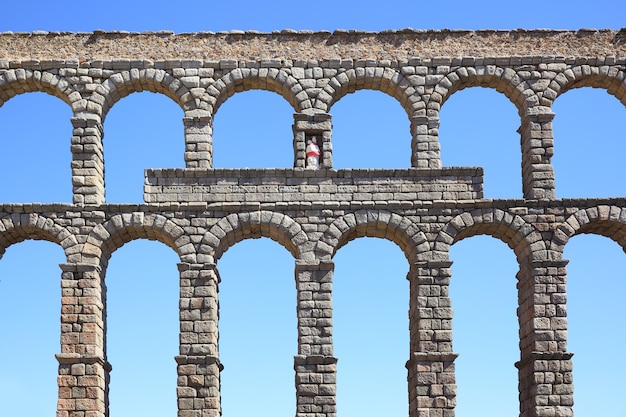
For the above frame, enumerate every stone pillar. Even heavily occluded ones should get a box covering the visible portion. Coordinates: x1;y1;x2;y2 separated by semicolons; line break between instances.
516;259;573;417
177;262;222;417
71;114;105;205
56;262;108;417
406;260;458;417
294;260;337;417
292;112;333;168
411;115;442;168
183;110;213;168
519;106;556;199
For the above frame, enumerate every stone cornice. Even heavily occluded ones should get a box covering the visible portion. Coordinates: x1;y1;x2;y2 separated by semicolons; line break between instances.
0;28;624;61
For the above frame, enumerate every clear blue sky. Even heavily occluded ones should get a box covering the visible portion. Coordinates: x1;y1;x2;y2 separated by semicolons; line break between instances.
0;2;625;417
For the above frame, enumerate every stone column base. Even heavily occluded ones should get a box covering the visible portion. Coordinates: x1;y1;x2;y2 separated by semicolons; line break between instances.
406;352;459;417
176;355;223;417
294;354;338;417
56;353;110;417
516;351;574;417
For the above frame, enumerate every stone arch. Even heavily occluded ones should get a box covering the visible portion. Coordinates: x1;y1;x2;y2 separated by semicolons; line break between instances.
0;213;78;261
200;211;305;262
208;68;307;117
434;208;546;263
82;213;191;268
93;69;196;120
547;65;626;107
315;210;428;263
0;69;79;109
552;205;626;254
318;67;421;119
430;66;531;116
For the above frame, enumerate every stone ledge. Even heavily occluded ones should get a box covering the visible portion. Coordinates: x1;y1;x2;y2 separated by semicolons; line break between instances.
407;352;459;363
294;355;338;365
56;353;106;364
56;353;112;371
413;260;454;268
146;167;484;178
530;259;570;268
2;56;625;70
295;259;335;271
59;262;102;273
515;351;574;369
175;355;224;371
3;198;626;213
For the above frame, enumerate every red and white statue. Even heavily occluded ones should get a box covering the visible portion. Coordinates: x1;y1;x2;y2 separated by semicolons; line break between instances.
306;136;321;169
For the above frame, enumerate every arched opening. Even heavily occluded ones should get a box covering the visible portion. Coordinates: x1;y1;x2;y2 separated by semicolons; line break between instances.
439;88;521;198
333;237;409;416
217;238;296;416
331;90;410;168
104;92;184;203
552;88;625;198
0;240;65;415
212;90;294;168
564;233;626;416
0;92;72;202
105;239;180;415
449;236;519;416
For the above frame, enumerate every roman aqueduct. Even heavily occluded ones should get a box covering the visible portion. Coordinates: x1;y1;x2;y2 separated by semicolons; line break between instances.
1;28;626;417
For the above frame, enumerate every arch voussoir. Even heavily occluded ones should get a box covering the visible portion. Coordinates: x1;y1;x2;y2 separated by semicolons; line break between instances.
436;208;543;263
0;69;78;109
83;213;188;266
553;205;626;253
95;69;195;119
549;65;626;106
209;68;304;117
0;212;75;262
202;211;303;261
432;66;530;116
320;66;421;120
318;210;426;263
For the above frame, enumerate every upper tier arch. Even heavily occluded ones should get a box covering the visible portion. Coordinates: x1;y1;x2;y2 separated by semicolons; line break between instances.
93;68;196;119
553;205;626;253
0;69;78;110
316;67;421;119
0;212;78;262
208;68;308;117
430;66;531;116
546;65;626;107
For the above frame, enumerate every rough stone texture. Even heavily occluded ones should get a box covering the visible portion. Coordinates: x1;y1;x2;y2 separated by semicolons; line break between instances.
1;29;625;417
144;168;483;204
0;29;625;61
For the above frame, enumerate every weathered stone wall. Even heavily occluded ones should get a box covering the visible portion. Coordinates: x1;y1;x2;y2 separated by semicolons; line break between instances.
1;29;625;417
1;29;624;61
144;168;483;204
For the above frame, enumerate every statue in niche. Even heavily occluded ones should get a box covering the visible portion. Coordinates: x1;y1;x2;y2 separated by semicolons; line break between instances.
306;136;321;169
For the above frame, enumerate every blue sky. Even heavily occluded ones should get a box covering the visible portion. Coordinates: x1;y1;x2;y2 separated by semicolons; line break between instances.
0;2;625;417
